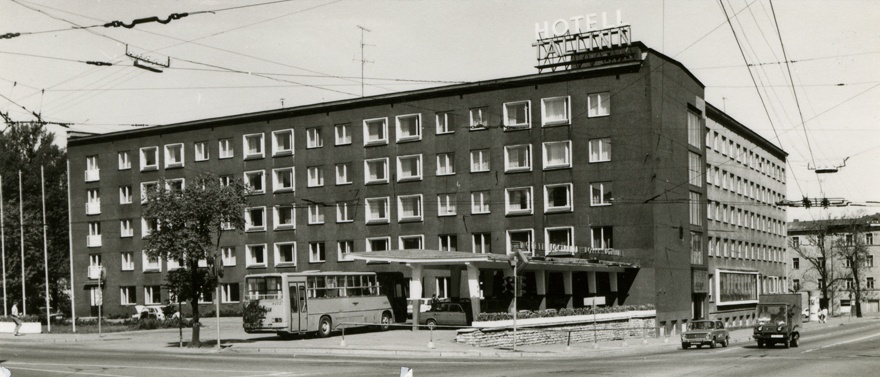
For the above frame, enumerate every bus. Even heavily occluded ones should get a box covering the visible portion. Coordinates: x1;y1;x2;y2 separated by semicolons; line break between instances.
242;271;395;338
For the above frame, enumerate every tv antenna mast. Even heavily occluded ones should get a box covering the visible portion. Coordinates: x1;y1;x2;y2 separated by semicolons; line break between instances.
355;25;374;97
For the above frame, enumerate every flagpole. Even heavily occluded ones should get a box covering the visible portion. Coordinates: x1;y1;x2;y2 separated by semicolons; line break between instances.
19;170;26;315
67;159;76;332
42;166;51;332
1;174;7;316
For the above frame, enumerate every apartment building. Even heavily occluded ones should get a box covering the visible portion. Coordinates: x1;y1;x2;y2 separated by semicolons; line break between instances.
67;41;783;331
704;104;788;327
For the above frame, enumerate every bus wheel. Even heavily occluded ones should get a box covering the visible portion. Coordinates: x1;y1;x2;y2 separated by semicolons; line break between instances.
317;317;332;338
379;312;392;331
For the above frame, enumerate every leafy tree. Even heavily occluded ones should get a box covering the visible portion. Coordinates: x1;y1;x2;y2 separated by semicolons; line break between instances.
789;219;849;313
143;175;247;346
0;123;68;317
833;213;878;318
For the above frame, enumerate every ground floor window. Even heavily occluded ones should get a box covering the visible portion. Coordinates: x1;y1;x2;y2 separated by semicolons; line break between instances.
144;285;162;305
222;283;241;303
120;286;137;305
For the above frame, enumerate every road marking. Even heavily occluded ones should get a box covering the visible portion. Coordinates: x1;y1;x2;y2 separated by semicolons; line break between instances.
4;362;309;376
802;331;880;353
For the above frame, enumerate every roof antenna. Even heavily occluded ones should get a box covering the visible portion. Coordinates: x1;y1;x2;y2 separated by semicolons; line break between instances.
355;25;374;97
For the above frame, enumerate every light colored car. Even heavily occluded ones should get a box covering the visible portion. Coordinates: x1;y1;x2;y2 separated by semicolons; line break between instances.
681;320;730;349
419;302;472;327
131;305;166;320
406;298;433;318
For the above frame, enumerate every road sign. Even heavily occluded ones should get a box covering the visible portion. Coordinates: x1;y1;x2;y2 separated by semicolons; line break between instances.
584;296;606;306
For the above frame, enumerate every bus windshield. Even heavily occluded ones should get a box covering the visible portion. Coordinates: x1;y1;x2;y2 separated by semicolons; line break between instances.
246;276;283;300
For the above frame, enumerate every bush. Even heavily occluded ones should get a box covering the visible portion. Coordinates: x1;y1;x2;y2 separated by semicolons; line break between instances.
476;304;655;322
0;315;40;322
203;307;242;317
129;317;192;330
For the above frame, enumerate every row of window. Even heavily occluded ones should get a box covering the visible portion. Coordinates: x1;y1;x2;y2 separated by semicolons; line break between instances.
706;164;783;207
791;255;875;270
706;118;785;183
707;200;786;236
793;277;876;292
790;233;876;247
93;283;240;306
707;237;785;263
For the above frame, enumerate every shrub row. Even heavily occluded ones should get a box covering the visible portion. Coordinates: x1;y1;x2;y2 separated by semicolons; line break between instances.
475;304;655;322
0;315;40;323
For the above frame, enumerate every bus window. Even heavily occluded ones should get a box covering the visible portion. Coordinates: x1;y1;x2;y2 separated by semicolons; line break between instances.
367;275;378;296
326;276;339;298
308;276;326;298
346;275;362;297
246;276;282;300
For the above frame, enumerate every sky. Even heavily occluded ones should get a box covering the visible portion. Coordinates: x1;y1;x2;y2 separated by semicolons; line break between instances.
1;0;878;222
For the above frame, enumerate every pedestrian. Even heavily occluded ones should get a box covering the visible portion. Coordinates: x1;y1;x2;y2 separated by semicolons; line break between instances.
820;307;828;323
431;294;438;311
11;301;22;336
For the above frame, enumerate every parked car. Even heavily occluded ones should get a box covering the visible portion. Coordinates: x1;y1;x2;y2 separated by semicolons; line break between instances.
406;298;433;318
418;302;472;327
131;305;166;320
681;320;729;349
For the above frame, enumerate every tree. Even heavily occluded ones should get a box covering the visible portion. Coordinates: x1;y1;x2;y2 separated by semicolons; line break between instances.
0;123;68;317
142;175;247;346
833;213;878;318
789;220;849;313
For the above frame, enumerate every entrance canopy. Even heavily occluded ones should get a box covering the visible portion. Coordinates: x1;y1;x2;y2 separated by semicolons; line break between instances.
348;249;637;272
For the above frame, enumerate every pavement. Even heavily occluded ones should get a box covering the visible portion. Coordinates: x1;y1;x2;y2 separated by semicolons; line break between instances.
2;315;875;359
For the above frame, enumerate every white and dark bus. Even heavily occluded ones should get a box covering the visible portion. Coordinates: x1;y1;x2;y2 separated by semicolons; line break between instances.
242;271;395;338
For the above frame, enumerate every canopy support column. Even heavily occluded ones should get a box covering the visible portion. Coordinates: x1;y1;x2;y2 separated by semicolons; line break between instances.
408;264;424;331
466;264;482;322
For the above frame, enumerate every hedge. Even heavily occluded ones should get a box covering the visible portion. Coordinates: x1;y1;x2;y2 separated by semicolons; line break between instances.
476;304;655;322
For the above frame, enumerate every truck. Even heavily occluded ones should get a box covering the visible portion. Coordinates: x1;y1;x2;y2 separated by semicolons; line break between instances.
752;293;804;348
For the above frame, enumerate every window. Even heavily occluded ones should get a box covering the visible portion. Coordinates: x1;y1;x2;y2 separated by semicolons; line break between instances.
867;233;873;245
365;158;389;184
366;237;390;252
335;123;352;145
166;178;184;193
436;153;455;176
793;279;800;291
868;255;874;268
792;257;800;270
437;193;457;216
591;226;613;249
400;235;424;249
541;96;570;126
396;114;422;142
470;149;490;172
274;242;296;266
221;247;236;266
398;194;423;221
688;152;702;187
308;204;324;224
273;168;294;192
85;155;100;181
690;231;703;265
164;143;184;168
121;252;134;271
120;219;133;238
436;111;455;134
505;145;532;172
307;166;324;187
505;187;533;215
689;192;702;226
219;175;232;187
473;233;491;254
471;191;490;214
587;92;610;117
274;205;295;230
139;147;158;171
507;229;534;254
365;197;390;223
244;133;264;159
846;234;853;246
221;283;240;303
397;154;422;181
245;207;266;231
545;183;573;212
144;286;162;305
363;117;388;145
194;141;209;161
469;106;489;130
546;227;575;253
141;217;158;238
590;182;613;206
86;189;101;215
142;252;161;272
306;127;323;148
338;240;354;262
868;277;875;289
246;244;267;267
589;138;611;162
219;138;234;159
439;234;457;251
87;222;101;247
336;201;354;222
543;141;571;169
336;163;352;185
309;242;326;263
244;170;265;194
272;129;293;155
687;111;701;148
503;100;531;129
118;151;131;170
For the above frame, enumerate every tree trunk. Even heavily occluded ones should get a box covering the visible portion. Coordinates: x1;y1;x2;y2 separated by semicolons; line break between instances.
191;298;201;347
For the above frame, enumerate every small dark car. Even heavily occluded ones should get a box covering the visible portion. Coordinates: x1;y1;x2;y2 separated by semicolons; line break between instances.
681;320;730;349
418;302;472;327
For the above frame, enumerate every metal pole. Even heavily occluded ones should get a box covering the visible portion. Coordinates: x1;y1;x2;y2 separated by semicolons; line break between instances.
19;170;26;315
42;166;50;332
512;263;517;352
67;159;76;332
98;274;102;337
178;299;183;348
216;285;221;348
1;174;7;316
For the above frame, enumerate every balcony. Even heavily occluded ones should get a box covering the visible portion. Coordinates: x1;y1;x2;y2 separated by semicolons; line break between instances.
87;235;102;247
85;202;101;215
84;169;100;182
87;266;104;280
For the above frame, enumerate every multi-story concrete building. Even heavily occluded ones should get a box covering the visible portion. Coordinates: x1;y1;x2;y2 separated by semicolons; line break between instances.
787;214;880;315
704;105;788;327
67;40;784;333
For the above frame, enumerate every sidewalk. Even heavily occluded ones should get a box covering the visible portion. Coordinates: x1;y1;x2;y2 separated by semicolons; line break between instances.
1;315;873;359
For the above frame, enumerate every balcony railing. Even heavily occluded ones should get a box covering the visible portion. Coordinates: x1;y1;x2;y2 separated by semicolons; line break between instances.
84;169;100;182
87;235;102;247
85;202;101;215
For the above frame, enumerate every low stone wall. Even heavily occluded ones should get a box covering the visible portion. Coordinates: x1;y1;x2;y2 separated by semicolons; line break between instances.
0;322;42;334
457;315;655;348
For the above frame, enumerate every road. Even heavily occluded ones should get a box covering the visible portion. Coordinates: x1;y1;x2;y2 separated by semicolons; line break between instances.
2;319;879;376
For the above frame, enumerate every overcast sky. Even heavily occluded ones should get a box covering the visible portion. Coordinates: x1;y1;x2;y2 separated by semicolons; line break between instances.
1;0;878;221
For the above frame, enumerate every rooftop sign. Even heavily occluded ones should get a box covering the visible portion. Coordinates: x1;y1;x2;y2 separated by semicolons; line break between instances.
535;10;626;40
533;11;636;73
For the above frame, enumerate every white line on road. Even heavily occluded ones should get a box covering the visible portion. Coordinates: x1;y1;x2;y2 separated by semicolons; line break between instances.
802;331;880;353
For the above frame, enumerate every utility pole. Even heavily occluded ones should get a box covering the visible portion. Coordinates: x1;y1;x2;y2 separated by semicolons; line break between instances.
356;25;373;97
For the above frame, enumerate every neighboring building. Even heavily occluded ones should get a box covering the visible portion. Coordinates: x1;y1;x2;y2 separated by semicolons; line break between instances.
787;214;880;315
67;40;782;333
704;105;788;328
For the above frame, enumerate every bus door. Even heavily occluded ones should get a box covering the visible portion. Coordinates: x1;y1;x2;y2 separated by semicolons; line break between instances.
288;282;307;333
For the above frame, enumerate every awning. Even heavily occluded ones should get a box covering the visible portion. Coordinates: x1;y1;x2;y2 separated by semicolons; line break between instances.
348;249;637;272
